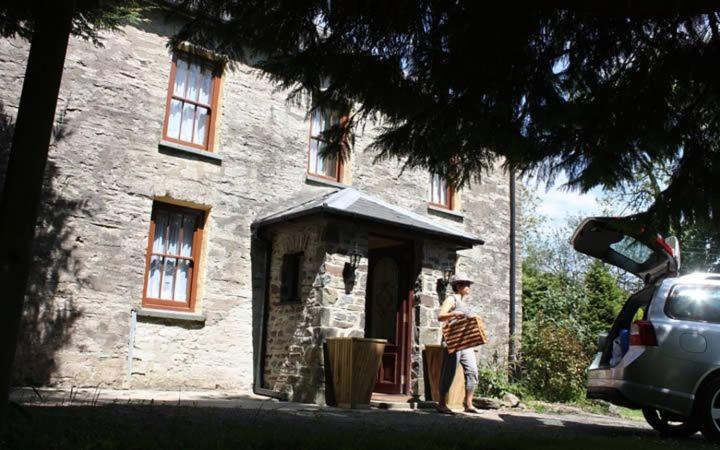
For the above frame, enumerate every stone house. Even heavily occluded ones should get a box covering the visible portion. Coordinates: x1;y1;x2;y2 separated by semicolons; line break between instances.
0;12;520;404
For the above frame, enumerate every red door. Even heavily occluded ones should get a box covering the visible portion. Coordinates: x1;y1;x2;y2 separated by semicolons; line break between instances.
366;243;412;394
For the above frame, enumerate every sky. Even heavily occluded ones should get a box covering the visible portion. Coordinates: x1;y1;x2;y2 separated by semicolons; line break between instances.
531;173;605;230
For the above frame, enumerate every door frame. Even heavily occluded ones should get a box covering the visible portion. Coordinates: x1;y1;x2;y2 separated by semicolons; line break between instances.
365;235;414;395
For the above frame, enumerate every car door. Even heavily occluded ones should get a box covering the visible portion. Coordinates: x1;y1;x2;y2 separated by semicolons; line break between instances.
571;217;679;284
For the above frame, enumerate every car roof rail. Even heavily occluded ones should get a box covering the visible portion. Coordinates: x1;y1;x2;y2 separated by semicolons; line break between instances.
680;273;720;281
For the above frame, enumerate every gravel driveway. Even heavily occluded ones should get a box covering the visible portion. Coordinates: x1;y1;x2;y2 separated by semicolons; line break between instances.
5;388;714;449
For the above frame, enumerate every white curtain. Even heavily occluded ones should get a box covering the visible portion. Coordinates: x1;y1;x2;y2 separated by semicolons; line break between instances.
146;211;195;302
198;69;212;104
429;173;448;205
193;107;208;145
174;259;190;301
168;58;214;146
309;109;338;178
147;256;162;298
174;59;188;96
187;62;200;101
180;103;195;142
161;257;176;299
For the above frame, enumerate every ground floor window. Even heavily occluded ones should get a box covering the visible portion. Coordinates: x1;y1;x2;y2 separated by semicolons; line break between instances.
142;202;204;311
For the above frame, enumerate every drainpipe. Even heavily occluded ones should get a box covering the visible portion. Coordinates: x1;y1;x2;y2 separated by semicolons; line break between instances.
508;170;517;368
251;229;287;400
126;308;137;387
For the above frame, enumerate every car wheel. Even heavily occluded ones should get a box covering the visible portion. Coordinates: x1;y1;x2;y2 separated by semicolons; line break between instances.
642;407;699;438
697;376;720;443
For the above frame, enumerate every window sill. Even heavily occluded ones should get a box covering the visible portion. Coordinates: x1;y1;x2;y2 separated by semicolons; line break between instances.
158;140;223;165
305;173;349;189
427;204;464;220
136;307;206;323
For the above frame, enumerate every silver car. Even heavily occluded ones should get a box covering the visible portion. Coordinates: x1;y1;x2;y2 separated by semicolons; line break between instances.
572;217;720;442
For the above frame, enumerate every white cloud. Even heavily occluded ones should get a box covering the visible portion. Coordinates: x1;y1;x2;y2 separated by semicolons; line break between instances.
532;174;604;229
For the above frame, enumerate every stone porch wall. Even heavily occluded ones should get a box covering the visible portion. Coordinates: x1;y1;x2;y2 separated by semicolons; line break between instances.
413;240;458;399
262;220;368;403
262;221;325;401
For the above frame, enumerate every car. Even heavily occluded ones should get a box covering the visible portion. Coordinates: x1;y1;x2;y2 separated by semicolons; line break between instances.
571;217;720;442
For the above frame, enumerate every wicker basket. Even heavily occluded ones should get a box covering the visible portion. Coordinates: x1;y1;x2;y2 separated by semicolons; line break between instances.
442;316;488;354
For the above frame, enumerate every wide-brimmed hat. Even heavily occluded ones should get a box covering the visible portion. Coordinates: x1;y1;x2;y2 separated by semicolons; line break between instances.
450;272;474;285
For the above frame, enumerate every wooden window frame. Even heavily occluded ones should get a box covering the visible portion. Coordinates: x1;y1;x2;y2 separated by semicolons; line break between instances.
142;202;205;312
428;173;454;210
280;252;304;304
161;52;222;151
306;108;347;182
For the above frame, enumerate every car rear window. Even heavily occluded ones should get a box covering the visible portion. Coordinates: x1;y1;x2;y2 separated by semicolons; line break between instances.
666;284;720;323
609;236;654;264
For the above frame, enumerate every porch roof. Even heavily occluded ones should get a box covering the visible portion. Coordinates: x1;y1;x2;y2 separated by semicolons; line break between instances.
252;187;484;247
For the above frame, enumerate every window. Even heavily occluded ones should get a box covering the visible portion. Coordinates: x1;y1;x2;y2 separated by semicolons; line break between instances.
308;108;343;181
428;173;453;209
280;252;303;303
665;284;720;323
162;52;220;151
610;236;654;264
143;203;204;311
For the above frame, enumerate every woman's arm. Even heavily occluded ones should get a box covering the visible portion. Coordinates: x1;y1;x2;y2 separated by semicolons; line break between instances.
437;297;465;322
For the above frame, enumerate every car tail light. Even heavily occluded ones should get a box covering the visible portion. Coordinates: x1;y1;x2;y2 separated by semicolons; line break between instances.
629;320;658;346
656;235;674;256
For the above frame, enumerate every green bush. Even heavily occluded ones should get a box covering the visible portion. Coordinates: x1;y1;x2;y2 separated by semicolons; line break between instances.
582;260;627;338
475;364;519;398
520;318;593;402
519;256;627;403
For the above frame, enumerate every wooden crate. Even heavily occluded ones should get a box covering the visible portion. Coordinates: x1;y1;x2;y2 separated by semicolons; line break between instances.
442;316;488;354
326;337;386;409
423;344;466;408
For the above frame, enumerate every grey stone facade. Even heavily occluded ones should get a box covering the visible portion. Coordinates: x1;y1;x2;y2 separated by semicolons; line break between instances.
0;12;521;401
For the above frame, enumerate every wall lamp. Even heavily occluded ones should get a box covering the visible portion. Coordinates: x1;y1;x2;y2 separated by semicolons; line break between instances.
436;264;455;298
342;244;364;286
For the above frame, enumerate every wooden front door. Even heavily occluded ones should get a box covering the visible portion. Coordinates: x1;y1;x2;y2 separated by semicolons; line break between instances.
366;242;412;394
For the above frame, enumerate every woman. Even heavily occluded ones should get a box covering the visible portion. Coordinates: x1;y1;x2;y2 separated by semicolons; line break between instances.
436;272;480;414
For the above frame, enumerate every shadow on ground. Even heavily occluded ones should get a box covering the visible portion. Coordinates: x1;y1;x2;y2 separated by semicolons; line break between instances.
4;398;715;450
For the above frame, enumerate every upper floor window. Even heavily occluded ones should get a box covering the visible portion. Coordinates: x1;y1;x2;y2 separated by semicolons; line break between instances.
143;202;205;311
428;173;453;209
163;53;221;151
308;108;343;181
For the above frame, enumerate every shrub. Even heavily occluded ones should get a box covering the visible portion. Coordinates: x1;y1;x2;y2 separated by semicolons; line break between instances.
475;364;519;398
520;318;593;402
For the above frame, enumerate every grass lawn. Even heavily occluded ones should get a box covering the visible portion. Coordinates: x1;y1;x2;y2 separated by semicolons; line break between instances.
524;399;645;422
3;403;716;450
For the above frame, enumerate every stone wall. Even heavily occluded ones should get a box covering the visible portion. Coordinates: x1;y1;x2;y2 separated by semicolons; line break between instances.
0;11;520;393
412;240;457;399
262;220;325;402
261;219;369;402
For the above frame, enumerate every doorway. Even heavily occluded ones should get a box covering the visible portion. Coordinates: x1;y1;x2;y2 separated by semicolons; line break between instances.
365;235;413;395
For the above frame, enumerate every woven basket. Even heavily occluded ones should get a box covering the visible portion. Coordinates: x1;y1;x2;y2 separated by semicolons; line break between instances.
442;316;488;354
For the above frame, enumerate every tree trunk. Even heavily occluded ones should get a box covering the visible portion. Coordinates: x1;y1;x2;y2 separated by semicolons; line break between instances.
0;1;75;430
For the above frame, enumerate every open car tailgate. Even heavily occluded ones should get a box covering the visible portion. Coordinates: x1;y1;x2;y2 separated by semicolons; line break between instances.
571;217;678;283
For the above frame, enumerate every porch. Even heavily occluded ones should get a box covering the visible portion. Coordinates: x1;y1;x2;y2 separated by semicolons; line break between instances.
250;188;483;405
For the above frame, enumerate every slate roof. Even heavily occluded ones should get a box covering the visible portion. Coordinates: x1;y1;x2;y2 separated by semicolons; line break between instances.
252;187;483;247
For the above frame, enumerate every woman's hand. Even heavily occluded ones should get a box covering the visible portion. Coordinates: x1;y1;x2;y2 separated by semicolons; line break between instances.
439;310;465;322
